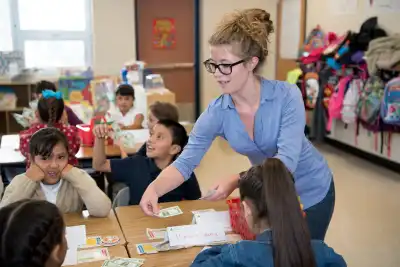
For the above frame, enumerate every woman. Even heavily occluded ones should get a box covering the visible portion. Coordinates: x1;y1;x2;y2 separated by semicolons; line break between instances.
2;127;111;217
140;8;334;240
191;158;345;267
0;200;67;267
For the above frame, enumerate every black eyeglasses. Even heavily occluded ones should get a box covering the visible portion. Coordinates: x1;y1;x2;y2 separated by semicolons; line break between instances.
203;59;245;75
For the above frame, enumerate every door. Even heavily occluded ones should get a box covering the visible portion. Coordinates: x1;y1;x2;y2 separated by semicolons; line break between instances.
275;0;307;81
135;0;199;122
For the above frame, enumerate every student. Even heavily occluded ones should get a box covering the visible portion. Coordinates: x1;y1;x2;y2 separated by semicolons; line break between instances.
92;119;201;205
1;128;111;217
33;80;83;126
136;101;179;157
0;199;67;267
110;84;144;130
191;158;346;267
19;90;81;167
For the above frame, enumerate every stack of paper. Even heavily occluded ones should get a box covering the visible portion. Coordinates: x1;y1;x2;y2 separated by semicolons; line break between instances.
62;225;87;266
193;211;232;232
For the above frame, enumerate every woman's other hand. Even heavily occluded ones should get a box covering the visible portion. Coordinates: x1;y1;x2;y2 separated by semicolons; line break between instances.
203;174;239;201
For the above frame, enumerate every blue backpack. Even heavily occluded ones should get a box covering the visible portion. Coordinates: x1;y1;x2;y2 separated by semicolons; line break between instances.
381;77;400;126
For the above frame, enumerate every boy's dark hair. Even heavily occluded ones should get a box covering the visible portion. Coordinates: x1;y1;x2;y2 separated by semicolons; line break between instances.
149;101;179;122
29;128;69;159
156;119;188;158
0;199;65;267
239;158;316;267
115;84;135;100
35;80;57;95
37;95;65;126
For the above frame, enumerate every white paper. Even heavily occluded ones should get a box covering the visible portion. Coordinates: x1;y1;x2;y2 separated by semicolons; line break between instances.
329;0;358;15
66;225;87;249
365;0;400;12
167;225;226;247
194;211;232;232
62;248;77;266
280;0;301;59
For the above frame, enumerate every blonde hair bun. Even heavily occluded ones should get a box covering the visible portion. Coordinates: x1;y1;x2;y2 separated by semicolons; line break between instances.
209;8;274;71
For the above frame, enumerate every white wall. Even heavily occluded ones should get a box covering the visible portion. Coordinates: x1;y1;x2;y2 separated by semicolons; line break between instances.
306;0;400;163
306;0;400;35
92;0;136;76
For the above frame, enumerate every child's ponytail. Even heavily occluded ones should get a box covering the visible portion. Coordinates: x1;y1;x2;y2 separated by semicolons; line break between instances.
261;158;315;267
239;158;316;267
37;90;65;126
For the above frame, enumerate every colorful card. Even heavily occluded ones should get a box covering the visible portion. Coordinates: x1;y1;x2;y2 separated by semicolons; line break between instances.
77;248;110;263
135;243;159;255
146;228;166;240
79;236;102;249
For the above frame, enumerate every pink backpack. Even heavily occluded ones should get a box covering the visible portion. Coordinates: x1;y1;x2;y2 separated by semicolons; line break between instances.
326;75;353;131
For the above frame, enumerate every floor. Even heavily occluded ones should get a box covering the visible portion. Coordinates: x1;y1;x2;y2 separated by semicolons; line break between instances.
194;138;400;267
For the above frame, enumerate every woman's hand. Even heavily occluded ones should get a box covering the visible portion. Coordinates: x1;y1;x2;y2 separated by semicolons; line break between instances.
202;174;239;201
25;163;45;182
140;184;160;216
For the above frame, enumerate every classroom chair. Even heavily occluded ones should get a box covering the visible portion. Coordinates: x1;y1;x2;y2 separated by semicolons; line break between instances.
112;186;130;209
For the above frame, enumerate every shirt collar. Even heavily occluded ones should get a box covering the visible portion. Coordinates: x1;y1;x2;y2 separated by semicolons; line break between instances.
255;229;273;243
221;78;277;110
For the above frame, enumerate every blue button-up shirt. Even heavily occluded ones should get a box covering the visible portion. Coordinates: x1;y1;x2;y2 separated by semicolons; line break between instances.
172;79;332;209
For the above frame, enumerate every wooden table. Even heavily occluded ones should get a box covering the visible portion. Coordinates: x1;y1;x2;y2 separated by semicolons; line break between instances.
116;200;229;267
64;211;127;246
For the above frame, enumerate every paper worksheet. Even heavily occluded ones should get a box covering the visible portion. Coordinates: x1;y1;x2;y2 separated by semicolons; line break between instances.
65;225;87;248
193;211;232;232
62;248;78;266
62;225;87;266
167;224;226;247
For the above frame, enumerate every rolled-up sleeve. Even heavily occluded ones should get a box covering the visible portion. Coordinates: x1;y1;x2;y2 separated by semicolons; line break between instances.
172;105;222;180
274;84;305;173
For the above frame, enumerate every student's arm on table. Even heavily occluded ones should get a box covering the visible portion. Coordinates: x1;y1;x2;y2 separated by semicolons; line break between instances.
63;167;111;217
273;84;305;173
92;136;112;173
191;245;236;267
182;173;202;200
121;114;144;130
0;174;38;208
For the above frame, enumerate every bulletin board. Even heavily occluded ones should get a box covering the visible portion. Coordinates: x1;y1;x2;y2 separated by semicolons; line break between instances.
275;0;307;81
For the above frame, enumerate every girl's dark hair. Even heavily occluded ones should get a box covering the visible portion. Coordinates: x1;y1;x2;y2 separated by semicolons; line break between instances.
35;80;57;95
115;84;135;100
0;199;65;267
156;119;188;160
149;101;179;122
37;95;65;126
239;158;316;267
29;128;69;159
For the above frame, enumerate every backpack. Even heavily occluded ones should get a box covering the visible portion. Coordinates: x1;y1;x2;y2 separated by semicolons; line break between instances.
357;76;385;126
326;75;353;131
341;79;363;124
381;77;400;125
298;27;326;58
304;72;319;109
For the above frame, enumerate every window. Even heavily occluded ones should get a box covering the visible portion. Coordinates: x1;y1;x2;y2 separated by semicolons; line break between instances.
5;0;92;68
